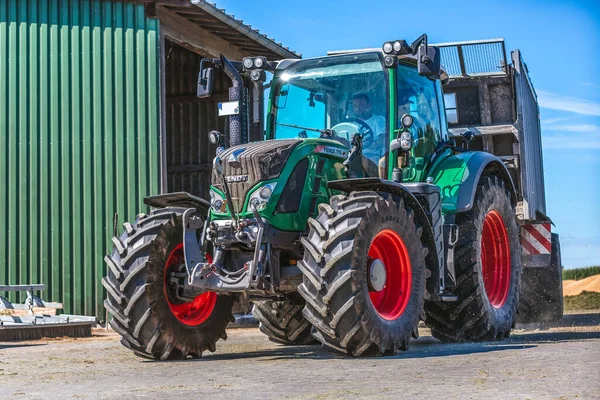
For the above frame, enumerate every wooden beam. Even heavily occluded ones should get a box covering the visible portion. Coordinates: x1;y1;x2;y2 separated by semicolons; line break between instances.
156;5;248;59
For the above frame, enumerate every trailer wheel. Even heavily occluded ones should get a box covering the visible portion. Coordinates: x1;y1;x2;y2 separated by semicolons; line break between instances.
424;176;522;341
298;192;427;356
252;300;317;345
103;208;234;360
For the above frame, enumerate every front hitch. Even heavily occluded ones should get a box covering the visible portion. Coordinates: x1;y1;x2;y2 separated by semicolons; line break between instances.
180;207;268;293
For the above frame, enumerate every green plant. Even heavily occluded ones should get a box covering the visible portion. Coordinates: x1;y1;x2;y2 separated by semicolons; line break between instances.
562;266;600;281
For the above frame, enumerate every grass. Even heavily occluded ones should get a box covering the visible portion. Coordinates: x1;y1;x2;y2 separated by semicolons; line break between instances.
563;291;600;311
562;266;600;281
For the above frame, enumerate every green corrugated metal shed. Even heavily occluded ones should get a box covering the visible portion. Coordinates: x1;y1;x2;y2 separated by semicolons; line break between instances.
0;0;161;318
0;0;298;320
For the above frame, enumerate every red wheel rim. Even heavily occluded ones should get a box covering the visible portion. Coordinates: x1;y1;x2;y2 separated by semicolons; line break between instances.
164;244;217;326
481;211;511;309
368;229;412;320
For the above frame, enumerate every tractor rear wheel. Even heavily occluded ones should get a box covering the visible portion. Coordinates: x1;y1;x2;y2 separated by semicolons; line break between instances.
424;176;521;342
252;300;317;345
103;208;234;360
298;191;427;356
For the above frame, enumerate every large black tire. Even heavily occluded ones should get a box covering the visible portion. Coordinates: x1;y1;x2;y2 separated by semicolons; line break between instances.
424;176;522;342
103;208;234;360
517;233;563;323
298;192;427;356
252;300;317;345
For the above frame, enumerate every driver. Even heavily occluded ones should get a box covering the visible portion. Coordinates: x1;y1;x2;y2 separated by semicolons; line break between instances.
352;93;386;177
352;93;386;138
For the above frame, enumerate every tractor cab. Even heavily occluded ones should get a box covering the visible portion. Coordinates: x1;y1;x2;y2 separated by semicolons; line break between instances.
196;36;447;218
267;47;449;184
267;51;388;177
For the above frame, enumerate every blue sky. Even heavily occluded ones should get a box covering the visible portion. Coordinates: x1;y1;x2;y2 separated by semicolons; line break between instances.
214;0;600;268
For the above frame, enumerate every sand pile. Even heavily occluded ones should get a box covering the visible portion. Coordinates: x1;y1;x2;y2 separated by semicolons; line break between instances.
563;274;600;296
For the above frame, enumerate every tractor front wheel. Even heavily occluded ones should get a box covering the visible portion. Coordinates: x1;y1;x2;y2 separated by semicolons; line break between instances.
298;191;427;356
103;208;234;360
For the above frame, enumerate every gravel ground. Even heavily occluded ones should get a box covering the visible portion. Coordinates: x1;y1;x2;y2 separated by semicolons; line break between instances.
1;319;599;399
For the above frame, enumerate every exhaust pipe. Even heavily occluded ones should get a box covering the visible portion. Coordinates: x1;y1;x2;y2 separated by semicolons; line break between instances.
220;54;246;147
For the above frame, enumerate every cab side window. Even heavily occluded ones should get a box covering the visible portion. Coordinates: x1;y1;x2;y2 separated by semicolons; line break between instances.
397;64;442;158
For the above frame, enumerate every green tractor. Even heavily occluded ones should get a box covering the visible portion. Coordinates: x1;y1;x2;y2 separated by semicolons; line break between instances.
103;34;561;360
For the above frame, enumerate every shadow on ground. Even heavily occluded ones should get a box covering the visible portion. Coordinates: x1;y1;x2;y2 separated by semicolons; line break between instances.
0;343;46;350
508;330;600;343
167;329;600;363
516;312;600;330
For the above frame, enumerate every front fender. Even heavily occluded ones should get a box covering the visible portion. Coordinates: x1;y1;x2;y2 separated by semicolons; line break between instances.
144;191;211;215
429;151;517;214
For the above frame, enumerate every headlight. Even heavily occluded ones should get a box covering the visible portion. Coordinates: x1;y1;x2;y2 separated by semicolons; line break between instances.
382;42;393;54
254;57;265;68
243;58;254;69
248;183;277;211
209;189;226;213
400;132;413;151
384;55;397;68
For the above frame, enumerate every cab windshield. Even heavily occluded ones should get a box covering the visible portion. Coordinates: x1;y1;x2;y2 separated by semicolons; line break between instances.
271;52;388;167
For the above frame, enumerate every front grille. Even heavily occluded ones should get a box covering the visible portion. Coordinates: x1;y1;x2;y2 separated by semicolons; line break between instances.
215;140;301;212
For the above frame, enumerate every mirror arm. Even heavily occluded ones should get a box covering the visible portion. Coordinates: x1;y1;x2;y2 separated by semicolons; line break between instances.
410;34;428;55
343;133;363;176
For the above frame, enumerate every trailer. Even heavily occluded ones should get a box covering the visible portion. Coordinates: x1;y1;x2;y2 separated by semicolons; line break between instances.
434;39;562;322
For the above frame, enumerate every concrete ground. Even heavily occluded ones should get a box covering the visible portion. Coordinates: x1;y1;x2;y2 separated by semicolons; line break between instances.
1;318;599;399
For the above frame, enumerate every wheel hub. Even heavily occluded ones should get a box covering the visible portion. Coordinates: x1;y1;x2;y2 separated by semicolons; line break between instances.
164;244;217;326
368;258;387;292
367;229;412;321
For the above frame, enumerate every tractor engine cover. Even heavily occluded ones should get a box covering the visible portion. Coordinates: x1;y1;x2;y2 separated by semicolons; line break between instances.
213;140;301;212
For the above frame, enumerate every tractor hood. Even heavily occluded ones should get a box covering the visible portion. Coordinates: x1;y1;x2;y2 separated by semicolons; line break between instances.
210;137;352;231
213;139;302;211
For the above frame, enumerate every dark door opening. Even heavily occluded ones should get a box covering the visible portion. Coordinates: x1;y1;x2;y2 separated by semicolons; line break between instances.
164;39;227;198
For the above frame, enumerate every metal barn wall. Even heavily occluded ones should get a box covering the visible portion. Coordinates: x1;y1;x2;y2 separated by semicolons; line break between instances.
0;0;161;318
165;41;226;198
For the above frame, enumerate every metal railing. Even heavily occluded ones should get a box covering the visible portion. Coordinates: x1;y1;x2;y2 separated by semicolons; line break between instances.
434;38;508;78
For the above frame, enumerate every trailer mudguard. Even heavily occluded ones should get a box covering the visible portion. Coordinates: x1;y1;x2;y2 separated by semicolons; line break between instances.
327;178;441;296
143;191;211;214
429;151;517;214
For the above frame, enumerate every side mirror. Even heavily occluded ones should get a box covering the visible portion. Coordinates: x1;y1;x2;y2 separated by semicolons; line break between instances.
417;45;441;77
197;67;214;98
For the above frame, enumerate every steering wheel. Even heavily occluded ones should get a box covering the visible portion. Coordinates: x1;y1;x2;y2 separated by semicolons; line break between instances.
332;118;375;148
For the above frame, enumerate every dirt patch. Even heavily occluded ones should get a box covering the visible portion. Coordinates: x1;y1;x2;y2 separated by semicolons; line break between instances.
563;274;600;296
564;292;600;311
1;326;599;399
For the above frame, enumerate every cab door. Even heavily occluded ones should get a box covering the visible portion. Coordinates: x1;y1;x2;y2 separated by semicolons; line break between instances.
395;63;444;183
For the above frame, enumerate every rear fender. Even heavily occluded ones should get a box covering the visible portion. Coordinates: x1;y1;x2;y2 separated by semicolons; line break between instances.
430;151;517;214
328;178;441;296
